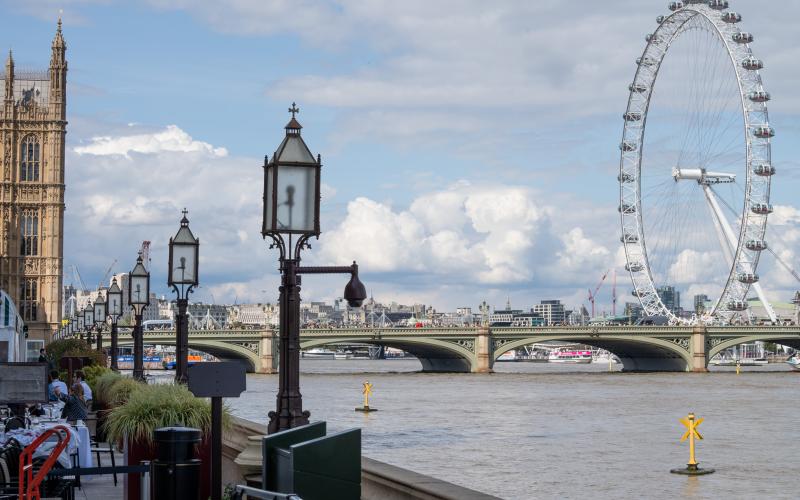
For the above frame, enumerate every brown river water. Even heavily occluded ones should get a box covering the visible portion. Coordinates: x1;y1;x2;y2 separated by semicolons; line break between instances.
203;360;798;499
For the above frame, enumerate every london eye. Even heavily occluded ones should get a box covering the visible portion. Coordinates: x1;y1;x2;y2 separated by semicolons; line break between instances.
619;1;775;324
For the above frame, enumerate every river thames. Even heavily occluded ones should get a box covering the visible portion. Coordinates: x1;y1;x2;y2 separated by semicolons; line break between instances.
225;360;799;499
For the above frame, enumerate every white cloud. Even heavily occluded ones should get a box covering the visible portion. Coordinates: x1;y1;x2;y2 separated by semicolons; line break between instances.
74;125;228;158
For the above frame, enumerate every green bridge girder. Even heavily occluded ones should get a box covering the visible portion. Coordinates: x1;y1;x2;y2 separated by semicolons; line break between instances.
111;325;800;373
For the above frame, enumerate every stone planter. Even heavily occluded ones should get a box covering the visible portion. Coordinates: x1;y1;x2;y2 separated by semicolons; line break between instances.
123;434;212;500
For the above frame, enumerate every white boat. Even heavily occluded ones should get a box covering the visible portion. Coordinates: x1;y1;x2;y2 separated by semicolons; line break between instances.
334;351;353;360
548;349;592;364
497;350;518;362
301;348;336;359
785;356;800;371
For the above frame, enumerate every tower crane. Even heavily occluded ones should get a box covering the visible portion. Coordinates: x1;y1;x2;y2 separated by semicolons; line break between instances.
70;265;88;293
99;259;117;288
612;270;618;316
140;241;151;271
588;270;610;319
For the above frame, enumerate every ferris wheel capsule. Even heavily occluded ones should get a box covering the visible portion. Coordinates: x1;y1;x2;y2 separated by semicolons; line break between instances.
726;300;748;312
669;2;684;11
708;0;729;10
733;32;753;44
742;57;764;70
637;57;656;67
748;90;771;102
753;164;775;176
657;15;667;24
623;112;643;121
646;34;662;43
751;203;774;215
626;262;645;272
618;172;635;183
737;273;760;284
619;203;636;213
722;12;742;23
753;125;775;138
745;240;768;251
621;234;639;244
620;141;638;152
629;83;648;93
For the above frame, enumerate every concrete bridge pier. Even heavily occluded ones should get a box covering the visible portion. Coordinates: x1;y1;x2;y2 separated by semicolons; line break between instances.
257;329;278;374
473;327;494;373
690;325;708;372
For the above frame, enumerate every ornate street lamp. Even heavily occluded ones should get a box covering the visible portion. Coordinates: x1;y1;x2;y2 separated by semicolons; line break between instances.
76;310;84;341
94;292;107;354
84;302;94;345
129;252;151;381
167;209;199;383
107;277;123;372
262;103;366;434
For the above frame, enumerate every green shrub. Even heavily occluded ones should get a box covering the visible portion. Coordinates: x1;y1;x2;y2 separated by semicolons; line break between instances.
107;378;144;407
104;383;228;445
93;371;123;406
46;339;92;364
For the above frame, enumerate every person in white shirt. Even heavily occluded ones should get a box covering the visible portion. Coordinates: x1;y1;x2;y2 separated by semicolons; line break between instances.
49;370;68;402
73;370;93;404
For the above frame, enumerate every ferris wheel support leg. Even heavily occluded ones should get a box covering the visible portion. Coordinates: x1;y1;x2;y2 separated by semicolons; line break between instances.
704;186;778;324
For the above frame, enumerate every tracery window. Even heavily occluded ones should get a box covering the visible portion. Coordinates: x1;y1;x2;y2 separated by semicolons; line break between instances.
20;135;40;182
20;210;38;256
20;278;38;322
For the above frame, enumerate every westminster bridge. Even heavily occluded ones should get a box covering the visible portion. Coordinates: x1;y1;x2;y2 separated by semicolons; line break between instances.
113;325;800;374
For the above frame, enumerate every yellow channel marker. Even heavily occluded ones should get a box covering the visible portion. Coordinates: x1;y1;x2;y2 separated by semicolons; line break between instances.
671;412;714;475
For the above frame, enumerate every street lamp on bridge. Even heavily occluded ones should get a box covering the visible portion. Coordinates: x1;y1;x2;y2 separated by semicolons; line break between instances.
94;291;107;352
83;302;94;345
76;309;84;342
168;209;199;384
107;276;123;372
129;252;151;381
262;103;366;434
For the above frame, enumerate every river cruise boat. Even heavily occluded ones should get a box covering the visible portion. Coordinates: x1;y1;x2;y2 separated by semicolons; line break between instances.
786;356;800;371
548;349;592;364
301;348;336;359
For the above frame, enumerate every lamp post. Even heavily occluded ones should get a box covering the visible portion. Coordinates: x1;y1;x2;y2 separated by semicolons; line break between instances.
76;310;84;342
168;209;199;383
107;277;123;372
129;252;151;381
94;292;107;354
84;302;94;346
263;103;366;434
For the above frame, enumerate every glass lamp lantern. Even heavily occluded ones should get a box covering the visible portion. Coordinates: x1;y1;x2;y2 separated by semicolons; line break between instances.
77;311;85;330
84;303;94;327
107;277;123;319
168;210;200;288
262;105;321;236
94;296;107;326
129;253;150;314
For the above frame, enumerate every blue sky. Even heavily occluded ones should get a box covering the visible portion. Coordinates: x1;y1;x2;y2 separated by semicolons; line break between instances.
2;0;799;314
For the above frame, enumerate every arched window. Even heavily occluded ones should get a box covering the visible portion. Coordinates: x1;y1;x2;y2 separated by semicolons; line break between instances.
20;135;40;182
20;278;38;322
20;209;39;256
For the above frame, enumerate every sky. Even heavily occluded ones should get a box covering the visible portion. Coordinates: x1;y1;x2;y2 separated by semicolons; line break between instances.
1;0;799;315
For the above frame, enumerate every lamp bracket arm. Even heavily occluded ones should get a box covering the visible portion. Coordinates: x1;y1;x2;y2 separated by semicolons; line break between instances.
295;264;356;276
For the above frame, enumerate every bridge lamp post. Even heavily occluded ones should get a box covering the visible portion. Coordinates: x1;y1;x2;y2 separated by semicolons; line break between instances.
83;302;94;346
167;209;199;384
262;103;367;434
107;277;123;372
129;252;151;381
93;292;107;353
76;310;84;342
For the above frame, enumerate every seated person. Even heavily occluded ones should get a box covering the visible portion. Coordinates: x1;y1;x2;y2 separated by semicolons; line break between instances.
54;382;88;421
73;370;93;405
48;370;68;402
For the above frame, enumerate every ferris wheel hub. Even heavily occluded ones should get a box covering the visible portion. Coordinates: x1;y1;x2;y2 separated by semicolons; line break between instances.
671;167;736;184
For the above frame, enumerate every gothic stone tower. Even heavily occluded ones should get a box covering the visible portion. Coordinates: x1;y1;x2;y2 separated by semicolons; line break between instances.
0;21;67;342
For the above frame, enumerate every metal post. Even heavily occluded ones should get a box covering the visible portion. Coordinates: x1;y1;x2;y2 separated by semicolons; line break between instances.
140;460;151;500
96;325;103;352
110;321;119;372
175;298;189;384
268;259;309;433
211;397;222;500
133;313;145;381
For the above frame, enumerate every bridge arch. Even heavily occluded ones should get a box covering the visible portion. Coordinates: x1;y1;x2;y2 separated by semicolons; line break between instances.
300;337;475;372
708;335;800;361
493;335;694;371
116;338;259;372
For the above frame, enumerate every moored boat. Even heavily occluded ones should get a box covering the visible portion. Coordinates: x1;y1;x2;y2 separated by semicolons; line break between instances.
786;356;800;371
301;348;336;359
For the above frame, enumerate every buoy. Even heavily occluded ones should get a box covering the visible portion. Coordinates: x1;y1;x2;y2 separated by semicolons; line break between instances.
355;380;378;413
736;362;741;375
670;412;715;475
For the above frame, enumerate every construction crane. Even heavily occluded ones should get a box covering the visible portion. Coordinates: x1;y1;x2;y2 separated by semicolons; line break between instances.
612;270;617;316
70;265;88;293
99;259;117;288
588;270;610;319
139;240;152;271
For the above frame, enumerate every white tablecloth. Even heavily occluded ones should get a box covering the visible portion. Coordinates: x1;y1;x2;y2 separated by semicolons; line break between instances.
1;422;93;470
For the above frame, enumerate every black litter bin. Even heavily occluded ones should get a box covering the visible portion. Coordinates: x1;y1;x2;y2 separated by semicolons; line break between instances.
152;426;202;500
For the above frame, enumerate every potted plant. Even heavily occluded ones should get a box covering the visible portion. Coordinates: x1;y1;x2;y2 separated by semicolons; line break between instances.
105;383;225;500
